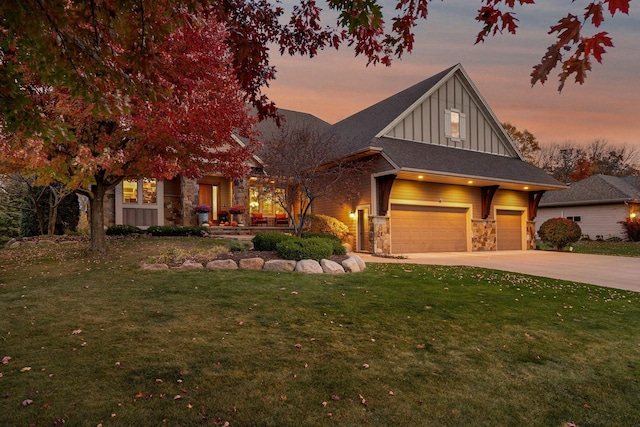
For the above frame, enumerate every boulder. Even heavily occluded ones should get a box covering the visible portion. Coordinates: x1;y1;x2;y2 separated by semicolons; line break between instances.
349;255;366;271
206;259;238;270
8;241;21;249
263;259;297;272
239;257;265;270
320;259;345;274
141;263;169;270
295;259;323;274
341;257;360;273
175;260;204;270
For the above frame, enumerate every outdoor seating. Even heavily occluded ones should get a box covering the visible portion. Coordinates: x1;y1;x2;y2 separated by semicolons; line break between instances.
251;212;268;226
274;213;288;226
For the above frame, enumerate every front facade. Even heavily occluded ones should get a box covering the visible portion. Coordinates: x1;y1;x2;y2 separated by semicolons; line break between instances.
536;175;640;240
105;64;565;253
313;64;565;254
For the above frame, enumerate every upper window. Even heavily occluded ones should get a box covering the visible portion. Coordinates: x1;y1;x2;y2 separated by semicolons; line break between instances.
567;216;581;222
445;109;466;141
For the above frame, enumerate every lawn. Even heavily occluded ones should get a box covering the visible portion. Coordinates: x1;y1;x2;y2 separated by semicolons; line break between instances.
536;240;640;257
1;237;639;426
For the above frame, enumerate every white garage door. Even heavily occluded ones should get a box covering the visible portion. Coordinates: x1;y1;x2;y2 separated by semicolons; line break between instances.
390;204;468;253
496;209;523;250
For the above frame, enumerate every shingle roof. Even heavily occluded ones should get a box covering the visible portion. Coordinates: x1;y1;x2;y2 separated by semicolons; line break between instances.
255;108;331;141
375;138;563;187
540;174;640;206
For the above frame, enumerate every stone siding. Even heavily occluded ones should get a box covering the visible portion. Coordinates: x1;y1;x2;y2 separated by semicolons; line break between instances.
472;219;496;251
526;221;537;250
181;177;199;226
232;178;250;225
371;216;390;254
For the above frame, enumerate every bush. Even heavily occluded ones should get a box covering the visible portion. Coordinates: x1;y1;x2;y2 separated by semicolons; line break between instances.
619;219;640;242
106;224;144;236
303;214;349;241
21;186;79;237
228;240;252;252
252;232;294;251
147;225;207;236
302;232;346;255
276;237;333;261
538;218;582;250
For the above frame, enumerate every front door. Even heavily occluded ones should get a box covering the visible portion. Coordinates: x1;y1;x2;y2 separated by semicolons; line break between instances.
198;184;219;223
357;207;370;252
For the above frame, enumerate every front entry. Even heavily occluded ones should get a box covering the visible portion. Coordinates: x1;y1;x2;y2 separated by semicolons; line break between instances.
357;207;370;252
198;184;219;223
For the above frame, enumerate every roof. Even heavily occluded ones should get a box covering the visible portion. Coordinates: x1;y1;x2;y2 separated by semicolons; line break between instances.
375;138;563;188
539;174;640;207
255;108;331;141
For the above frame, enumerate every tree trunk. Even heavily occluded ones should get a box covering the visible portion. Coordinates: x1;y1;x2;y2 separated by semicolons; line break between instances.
88;183;108;254
47;189;58;236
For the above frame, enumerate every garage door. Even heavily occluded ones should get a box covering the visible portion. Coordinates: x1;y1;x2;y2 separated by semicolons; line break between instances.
390;204;468;253
496;210;523;250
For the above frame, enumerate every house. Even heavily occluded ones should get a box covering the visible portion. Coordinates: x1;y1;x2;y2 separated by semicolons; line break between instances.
536;174;640;240
106;63;565;253
104;109;330;228
312;64;565;253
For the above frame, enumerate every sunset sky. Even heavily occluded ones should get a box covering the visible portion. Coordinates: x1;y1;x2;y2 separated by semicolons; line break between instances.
264;1;640;147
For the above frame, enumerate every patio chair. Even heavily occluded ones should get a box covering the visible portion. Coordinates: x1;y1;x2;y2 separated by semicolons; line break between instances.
251;212;268;226
274;213;289;226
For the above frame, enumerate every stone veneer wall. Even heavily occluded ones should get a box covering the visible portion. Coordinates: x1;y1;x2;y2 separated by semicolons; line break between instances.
526;221;537;250
472;219;497;251
181;177;199;226
370;216;390;254
232;178;250;225
104;188;115;227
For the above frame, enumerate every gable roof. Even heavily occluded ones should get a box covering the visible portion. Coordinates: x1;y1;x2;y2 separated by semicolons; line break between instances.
328;64;563;190
255;108;331;141
539;174;640;207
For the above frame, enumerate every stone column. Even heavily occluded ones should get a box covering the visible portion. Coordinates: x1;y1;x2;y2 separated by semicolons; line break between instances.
232;178;250;225
370;216;390;255
471;219;497;251
181;177;199;226
526;221;537;250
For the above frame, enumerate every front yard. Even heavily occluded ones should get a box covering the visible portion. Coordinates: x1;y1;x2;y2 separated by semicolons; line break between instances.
1;238;639;426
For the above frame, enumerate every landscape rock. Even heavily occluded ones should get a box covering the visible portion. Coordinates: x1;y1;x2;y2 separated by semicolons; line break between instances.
4;239;16;249
8;241;21;249
239;257;265;270
175;260;204;270
342;257;360;273
141;263;169;270
263;259;297;272
349;255;366;271
295;259;323;274
320;259;345;274
206;259;238;270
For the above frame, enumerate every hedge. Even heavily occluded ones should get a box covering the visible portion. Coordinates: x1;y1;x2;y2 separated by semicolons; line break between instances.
276;237;333;261
252;232;295;251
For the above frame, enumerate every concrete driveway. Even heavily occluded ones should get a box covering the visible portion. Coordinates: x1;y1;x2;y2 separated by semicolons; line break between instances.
359;251;640;292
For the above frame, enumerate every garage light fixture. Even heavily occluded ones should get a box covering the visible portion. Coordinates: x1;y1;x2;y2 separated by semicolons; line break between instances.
418;175;424;179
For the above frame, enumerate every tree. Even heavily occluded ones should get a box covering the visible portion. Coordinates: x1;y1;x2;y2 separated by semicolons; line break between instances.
0;175;24;244
538;217;582;250
257;124;370;237
1;12;258;253
503;122;541;164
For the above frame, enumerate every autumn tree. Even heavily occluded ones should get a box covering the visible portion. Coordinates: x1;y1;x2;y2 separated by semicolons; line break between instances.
257;123;370;237
503;122;541;164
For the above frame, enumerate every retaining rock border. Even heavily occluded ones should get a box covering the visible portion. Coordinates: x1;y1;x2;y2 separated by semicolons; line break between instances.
141;254;366;274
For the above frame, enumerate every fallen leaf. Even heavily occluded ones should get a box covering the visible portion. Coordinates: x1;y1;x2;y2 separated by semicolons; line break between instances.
71;329;82;335
294;343;302;349
20;367;31;372
187;403;193;409
22;399;33;406
388;391;395;396
362;363;370;369
174;395;182;400
331;395;340;401
43;402;53;408
1;356;11;364
322;401;328;407
280;395;287;401
359;394;367;406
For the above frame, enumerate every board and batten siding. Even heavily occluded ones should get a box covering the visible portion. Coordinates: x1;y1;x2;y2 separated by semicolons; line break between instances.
491;190;528;220
390;180;481;218
383;74;517;157
536;204;628;239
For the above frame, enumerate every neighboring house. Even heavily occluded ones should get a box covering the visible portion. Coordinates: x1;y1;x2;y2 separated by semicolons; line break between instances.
104;109;330;228
312;64;565;254
106;63;566;254
536;174;640;240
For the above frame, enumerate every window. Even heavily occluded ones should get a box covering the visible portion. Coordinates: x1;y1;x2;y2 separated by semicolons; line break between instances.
249;185;286;215
123;178;157;205
567;216;581;222
445;109;466;141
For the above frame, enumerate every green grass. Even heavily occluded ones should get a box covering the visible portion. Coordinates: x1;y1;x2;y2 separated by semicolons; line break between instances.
1;238;639;426
537;240;640;257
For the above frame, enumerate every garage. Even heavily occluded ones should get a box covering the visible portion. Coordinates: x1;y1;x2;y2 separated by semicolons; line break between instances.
390;204;468;253
496;209;523;250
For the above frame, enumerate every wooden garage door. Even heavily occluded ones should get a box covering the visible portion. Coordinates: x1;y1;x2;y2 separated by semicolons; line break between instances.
496;210;523;250
390;204;468;253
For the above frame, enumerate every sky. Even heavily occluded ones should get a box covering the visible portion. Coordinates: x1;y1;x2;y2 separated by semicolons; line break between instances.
263;0;640;147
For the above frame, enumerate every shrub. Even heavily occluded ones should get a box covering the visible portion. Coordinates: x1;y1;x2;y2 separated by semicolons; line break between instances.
252;232;294;251
276;237;333;261
303;214;349;241
147;225;207;236
619;219;640;242
228;240;252;252
538;218;582;250
302;232;346;255
21;186;79;236
106;224;144;236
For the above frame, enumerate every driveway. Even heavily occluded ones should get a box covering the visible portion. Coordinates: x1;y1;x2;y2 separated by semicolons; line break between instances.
358;251;640;293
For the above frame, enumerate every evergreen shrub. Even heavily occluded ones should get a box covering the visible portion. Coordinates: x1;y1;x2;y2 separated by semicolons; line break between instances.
106;225;144;236
252;232;294;251
275;237;333;261
302;232;346;255
147;225;207;236
303;214;349;241
619;219;640;241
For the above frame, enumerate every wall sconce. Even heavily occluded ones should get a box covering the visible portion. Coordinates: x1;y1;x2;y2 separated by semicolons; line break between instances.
349;211;357;219
631;212;637;219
